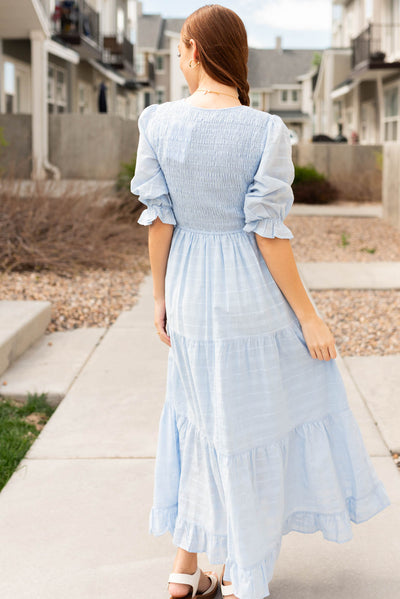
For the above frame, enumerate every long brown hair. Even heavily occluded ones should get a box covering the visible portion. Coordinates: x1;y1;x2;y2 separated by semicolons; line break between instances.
181;4;250;106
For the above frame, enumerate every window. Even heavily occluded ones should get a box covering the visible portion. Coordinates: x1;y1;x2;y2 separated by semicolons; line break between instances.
250;92;261;109
47;64;67;113
4;61;15;114
384;85;399;140
291;90;298;102
156;88;165;104
144;91;151;107
135;52;145;76
281;90;288;102
155;55;164;72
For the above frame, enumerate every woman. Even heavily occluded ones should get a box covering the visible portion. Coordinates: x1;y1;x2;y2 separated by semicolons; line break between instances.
130;5;391;599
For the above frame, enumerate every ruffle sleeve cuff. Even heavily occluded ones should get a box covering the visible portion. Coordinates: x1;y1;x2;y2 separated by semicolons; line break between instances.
131;171;177;226
243;114;295;240
130;104;176;226
243;217;294;239
136;200;177;226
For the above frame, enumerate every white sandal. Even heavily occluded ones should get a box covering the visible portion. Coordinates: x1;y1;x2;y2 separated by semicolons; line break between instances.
167;565;219;598
219;564;236;597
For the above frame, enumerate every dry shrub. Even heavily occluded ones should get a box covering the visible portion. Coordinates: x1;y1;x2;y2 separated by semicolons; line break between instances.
0;178;147;276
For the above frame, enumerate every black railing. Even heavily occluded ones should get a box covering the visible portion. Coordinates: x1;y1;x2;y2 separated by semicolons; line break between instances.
351;23;400;68
53;0;100;48
103;36;134;68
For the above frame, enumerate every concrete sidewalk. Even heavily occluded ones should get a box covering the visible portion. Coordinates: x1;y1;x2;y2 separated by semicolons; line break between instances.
298;261;400;289
0;274;399;598
290;202;382;218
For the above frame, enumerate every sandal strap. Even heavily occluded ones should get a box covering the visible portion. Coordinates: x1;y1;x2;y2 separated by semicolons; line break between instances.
168;566;200;597
221;582;235;596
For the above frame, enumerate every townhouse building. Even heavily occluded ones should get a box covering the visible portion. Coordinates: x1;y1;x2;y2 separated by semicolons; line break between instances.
134;1;321;141
314;0;400;143
247;38;320;142
0;0;322;179
0;0;141;178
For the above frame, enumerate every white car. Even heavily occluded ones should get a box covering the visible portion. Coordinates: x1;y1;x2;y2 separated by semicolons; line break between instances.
288;129;299;145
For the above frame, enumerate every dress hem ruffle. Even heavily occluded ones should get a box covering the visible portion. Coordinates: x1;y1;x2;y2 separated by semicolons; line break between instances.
148;404;391;599
149;479;390;599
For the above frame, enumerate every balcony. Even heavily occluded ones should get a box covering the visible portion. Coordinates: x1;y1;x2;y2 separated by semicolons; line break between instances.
51;0;101;60
103;36;135;74
351;23;400;70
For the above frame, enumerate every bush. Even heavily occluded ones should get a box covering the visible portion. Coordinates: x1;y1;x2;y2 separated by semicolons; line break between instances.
114;154;145;218
292;164;338;204
116;155;136;192
0;180;146;276
293;164;325;184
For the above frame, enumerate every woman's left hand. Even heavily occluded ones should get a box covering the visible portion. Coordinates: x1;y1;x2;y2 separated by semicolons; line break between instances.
154;298;171;347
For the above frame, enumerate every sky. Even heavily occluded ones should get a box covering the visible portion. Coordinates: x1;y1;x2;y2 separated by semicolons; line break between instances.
137;0;333;50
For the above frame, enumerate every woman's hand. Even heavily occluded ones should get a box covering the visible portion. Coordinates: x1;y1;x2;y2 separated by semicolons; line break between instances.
299;314;337;361
154;298;171;347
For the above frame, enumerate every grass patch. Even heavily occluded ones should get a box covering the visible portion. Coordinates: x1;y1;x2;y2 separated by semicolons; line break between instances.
0;392;56;491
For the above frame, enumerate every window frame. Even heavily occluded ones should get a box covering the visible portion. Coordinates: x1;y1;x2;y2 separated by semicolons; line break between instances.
155;54;165;73
383;82;400;141
47;63;67;114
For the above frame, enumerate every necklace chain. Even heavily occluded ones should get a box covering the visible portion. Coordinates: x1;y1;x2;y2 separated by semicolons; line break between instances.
196;88;239;100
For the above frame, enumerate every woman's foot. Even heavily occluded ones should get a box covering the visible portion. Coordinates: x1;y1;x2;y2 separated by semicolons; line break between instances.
168;547;216;597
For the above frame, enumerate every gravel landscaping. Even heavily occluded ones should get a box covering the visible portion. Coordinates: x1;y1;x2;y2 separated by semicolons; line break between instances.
286;214;400;261
0;209;399;356
311;289;400;357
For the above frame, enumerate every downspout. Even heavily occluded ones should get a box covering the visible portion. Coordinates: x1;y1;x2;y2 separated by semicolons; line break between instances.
43;157;61;179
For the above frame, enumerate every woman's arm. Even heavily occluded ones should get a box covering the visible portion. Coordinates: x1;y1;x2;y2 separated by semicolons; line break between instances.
255;234;337;361
148;217;174;347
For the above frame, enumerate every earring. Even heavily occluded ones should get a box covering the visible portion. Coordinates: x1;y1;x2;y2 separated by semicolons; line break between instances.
188;59;200;68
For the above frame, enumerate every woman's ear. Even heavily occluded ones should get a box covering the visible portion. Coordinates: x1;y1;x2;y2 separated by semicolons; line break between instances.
189;38;199;61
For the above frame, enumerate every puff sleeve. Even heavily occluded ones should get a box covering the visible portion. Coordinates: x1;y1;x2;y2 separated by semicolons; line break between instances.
130;104;176;226
243;114;294;239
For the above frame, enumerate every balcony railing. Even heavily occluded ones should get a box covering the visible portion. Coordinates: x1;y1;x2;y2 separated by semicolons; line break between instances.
351;23;400;69
103;36;134;70
52;0;100;50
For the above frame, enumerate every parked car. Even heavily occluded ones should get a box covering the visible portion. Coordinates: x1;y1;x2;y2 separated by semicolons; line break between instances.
312;124;348;143
312;133;336;142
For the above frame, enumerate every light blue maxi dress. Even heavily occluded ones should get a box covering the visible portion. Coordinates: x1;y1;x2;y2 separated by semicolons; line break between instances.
130;98;391;599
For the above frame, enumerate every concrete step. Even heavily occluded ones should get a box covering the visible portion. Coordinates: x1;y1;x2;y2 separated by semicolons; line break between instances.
297;261;400;289
0;300;52;377
0;327;107;406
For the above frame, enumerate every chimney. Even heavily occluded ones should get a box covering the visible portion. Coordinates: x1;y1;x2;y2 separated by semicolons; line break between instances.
275;35;282;52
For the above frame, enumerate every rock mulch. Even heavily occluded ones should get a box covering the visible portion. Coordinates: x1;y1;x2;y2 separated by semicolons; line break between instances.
0;212;399;356
311;289;400;357
286;214;400;262
285;214;400;356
